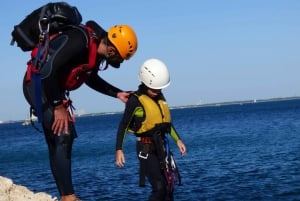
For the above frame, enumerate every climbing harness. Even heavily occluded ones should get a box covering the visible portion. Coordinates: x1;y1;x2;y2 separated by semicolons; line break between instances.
164;136;182;193
63;91;76;123
137;130;182;192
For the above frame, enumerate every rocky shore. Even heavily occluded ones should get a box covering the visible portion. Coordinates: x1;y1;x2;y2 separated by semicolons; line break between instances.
0;176;57;201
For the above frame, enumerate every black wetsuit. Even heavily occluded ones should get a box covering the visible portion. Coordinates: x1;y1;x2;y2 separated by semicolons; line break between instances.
116;84;181;201
23;21;122;196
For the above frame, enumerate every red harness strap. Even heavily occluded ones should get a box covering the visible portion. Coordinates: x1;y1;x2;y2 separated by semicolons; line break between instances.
26;60;40;82
62;98;76;122
85;26;98;68
26;27;99;88
25;33;57;83
64;26;99;91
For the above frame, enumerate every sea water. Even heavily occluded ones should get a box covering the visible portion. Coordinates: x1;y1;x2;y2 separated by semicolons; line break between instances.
1;99;300;201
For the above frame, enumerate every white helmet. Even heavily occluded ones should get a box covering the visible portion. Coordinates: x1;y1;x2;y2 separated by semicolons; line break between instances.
138;58;170;89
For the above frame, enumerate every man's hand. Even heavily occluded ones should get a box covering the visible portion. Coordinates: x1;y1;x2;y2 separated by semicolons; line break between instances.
52;104;70;135
117;91;131;103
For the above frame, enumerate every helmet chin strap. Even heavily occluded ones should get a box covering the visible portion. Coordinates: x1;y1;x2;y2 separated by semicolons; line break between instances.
99;60;109;71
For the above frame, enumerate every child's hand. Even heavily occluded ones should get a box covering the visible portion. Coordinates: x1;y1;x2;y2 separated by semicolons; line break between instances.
177;140;187;156
116;150;126;167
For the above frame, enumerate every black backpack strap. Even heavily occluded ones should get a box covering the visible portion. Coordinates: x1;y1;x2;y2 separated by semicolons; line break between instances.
29;107;43;133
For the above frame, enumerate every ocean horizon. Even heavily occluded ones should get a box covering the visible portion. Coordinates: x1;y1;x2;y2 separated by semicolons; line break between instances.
1;96;300;124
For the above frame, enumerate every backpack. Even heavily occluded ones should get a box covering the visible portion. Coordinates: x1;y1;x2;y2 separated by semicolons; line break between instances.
11;2;82;51
13;3;100;125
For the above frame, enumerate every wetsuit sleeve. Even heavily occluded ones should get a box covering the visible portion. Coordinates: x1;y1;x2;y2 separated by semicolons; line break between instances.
43;29;88;106
160;94;182;142
116;95;140;150
85;71;122;98
169;123;181;142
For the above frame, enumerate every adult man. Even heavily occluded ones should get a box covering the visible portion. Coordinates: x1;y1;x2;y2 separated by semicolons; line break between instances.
23;20;138;201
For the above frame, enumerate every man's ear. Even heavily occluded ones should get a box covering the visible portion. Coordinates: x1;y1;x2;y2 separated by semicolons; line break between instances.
107;46;116;56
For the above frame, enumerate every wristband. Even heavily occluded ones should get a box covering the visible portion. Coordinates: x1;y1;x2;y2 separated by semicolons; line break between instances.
52;99;62;107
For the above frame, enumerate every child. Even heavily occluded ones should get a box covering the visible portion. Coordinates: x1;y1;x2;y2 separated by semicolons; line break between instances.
115;58;187;201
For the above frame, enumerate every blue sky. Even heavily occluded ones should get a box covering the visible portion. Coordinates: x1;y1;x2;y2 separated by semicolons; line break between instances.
1;0;299;121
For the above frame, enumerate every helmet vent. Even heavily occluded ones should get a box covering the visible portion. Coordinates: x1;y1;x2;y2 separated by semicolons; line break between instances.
128;41;133;51
144;66;155;78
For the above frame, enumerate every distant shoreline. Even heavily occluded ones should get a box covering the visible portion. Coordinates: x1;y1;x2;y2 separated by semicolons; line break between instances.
2;96;300;123
79;96;300;117
170;96;300;110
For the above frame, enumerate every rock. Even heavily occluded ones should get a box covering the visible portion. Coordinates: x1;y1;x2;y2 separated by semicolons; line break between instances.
0;176;58;201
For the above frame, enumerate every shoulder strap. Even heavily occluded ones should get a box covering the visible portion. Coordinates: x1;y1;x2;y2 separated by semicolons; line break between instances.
83;25;98;70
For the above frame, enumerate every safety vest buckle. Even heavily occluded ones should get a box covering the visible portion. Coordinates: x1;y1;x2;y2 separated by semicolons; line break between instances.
138;151;148;159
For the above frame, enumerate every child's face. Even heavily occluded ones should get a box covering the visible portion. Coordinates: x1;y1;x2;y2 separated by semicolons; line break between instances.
147;88;161;98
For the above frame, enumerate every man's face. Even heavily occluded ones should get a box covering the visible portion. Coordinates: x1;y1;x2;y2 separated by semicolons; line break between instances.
107;46;124;68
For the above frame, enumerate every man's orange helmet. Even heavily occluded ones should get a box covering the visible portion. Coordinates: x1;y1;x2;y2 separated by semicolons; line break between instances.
108;25;138;60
